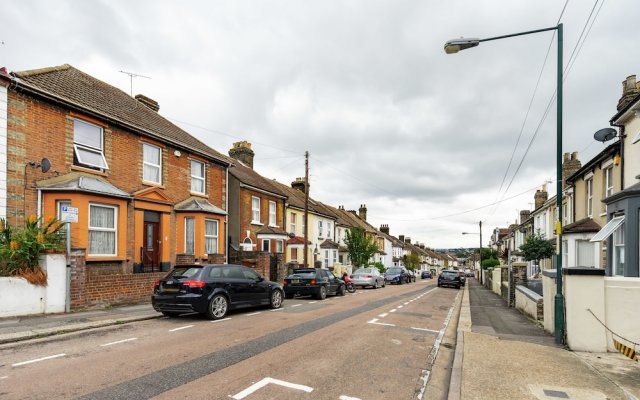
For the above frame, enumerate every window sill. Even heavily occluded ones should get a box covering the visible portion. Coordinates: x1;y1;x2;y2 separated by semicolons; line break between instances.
190;191;208;198
71;165;108;177
268;224;280;228
143;181;165;189
251;221;264;226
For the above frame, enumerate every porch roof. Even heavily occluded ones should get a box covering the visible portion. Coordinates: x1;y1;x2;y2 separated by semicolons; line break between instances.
36;172;130;199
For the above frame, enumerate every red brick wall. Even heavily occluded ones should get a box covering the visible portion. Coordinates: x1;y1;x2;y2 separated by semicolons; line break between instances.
238;188;284;251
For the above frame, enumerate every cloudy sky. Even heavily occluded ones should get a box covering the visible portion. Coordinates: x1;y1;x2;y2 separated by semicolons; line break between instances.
1;0;636;249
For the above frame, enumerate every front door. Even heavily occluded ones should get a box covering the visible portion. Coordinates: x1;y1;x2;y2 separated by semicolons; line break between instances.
142;219;160;272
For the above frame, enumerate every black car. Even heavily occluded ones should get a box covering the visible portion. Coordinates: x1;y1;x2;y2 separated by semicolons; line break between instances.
283;268;345;300
384;267;412;285
438;270;462;289
421;271;433;279
152;264;284;320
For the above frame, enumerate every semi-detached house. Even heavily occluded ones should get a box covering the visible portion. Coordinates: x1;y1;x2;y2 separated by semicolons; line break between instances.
0;64;230;308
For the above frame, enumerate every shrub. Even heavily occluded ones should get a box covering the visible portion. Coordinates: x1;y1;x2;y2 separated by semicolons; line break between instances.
0;216;65;285
482;257;500;270
372;262;385;274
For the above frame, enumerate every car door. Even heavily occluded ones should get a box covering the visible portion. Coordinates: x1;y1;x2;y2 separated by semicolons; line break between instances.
241;267;269;305
326;270;341;293
222;265;250;305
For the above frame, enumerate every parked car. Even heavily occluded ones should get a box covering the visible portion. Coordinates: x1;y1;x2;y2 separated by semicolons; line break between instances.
464;269;473;277
421;271;433;279
152;264;284;320
384;267;412;285
407;270;417;282
351;267;385;289
283;268;346;300
438;270;462;289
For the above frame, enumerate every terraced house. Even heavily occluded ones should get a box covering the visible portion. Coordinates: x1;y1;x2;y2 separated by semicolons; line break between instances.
0;64;230;307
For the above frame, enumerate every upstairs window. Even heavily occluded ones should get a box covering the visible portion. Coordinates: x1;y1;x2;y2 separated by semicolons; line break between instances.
191;160;205;194
604;167;614;198
251;196;261;223
269;201;277;226
318;221;323;238
74;119;108;170
586;178;593;218
327;222;331;238
143;143;162;184
290;213;297;235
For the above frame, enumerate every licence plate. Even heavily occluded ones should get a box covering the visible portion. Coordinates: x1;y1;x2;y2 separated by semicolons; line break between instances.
291;279;301;284
163;288;179;293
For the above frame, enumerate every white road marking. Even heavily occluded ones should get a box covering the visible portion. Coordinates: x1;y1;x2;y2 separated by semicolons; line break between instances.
0;376;8;379
398;305;404;309
339;396;362;400
404;302;409;305
411;327;440;333
290;304;302;308
367;318;396;327
211;317;232;323
378;313;388;318
100;338;138;347
245;312;262;316
309;301;318;304
390;309;397;313
231;377;313;399
12;354;66;367
270;308;284;312
169;325;194;332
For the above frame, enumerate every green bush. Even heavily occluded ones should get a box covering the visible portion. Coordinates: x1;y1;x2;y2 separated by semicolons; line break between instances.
482;257;500;270
372;262;385;274
0;216;65;284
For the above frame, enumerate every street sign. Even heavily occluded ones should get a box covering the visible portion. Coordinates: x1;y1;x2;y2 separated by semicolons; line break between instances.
60;206;78;223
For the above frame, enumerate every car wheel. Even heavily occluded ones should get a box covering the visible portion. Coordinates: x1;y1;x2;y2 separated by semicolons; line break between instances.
206;294;229;320
162;311;180;317
398;279;402;285
338;285;346;296
270;289;283;309
372;281;378;289
382;280;386;288
316;285;327;300
285;292;295;299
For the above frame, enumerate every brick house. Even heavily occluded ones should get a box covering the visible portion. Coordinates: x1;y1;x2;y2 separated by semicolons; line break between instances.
226;141;288;256
0;64;229;307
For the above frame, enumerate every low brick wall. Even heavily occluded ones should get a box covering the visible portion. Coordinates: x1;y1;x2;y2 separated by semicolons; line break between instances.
515;284;543;321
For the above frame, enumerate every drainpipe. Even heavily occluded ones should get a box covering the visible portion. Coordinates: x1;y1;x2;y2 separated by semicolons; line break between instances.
225;167;229;264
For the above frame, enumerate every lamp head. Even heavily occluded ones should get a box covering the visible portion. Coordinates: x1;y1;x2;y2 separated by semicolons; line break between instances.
444;38;480;54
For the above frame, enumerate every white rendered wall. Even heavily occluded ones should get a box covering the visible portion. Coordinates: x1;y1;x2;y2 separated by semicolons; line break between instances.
564;274;607;352
604;277;640;352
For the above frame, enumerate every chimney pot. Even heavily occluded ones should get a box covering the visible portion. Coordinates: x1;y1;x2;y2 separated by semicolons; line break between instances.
358;204;367;221
228;141;255;169
291;177;307;193
134;94;160;112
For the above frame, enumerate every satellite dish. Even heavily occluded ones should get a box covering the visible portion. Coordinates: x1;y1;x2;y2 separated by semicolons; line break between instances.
593;128;617;142
40;158;51;173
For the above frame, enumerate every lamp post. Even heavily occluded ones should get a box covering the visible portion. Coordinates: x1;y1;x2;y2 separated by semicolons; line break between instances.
445;24;564;344
462;221;483;279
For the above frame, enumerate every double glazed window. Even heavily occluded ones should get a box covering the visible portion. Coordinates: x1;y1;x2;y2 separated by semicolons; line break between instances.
252;197;261;223
143;143;162;184
190;160;205;194
613;222;625;276
205;219;218;254
185;217;195;255
269;201;276;226
290;213;297;235
88;204;117;256
318;221;323;238
74;119;108;170
586;178;593;217
604;167;614;199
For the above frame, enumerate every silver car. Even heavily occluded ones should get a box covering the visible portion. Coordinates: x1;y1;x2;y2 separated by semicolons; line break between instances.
351;267;385;289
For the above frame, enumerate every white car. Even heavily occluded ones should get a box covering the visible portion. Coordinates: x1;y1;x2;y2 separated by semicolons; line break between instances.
351;267;385;289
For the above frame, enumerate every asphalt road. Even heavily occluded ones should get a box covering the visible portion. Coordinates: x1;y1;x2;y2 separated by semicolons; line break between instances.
0;279;460;400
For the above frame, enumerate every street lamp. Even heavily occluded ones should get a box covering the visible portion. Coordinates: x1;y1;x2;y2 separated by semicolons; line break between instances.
445;24;564;345
462;221;483;279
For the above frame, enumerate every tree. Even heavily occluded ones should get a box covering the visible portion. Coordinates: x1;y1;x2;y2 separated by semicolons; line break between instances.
344;227;378;268
482;258;500;269
402;253;421;271
480;248;498;261
519;231;555;274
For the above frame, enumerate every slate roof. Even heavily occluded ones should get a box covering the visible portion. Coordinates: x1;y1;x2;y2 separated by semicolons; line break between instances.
319;239;339;249
228;162;287;198
317;203;354;228
563;218;602;234
286;236;311;245
174;197;227;215
36;172;130;198
270;180;334;218
256;225;288;236
9;64;229;165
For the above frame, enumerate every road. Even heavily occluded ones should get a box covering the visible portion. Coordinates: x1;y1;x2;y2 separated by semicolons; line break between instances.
0;279;460;400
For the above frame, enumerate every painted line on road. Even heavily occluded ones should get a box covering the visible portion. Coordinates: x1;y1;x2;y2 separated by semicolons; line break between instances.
211;318;232;323
290;304;303;308
378;313;388;318
389;309;397;313
0;376;8;379
245;312;262;316
339;395;362;400
270;308;284;312
12;353;66;367
411;327;440;334
169;325;194;332
100;338;138;347
232;377;313;399
309;301;318;304
404;302;409;305
398;305;404;309
367;318;396;327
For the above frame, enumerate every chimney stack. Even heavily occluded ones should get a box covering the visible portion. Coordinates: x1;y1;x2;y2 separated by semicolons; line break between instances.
534;187;548;210
520;210;531;225
358;204;367;221
617;75;639;111
228;141;255;169
405;236;411;244
379;224;389;234
291;177;307;193
135;94;159;112
398;235;405;243
562;152;582;190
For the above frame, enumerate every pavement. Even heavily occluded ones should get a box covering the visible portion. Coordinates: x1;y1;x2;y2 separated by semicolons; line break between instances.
0;303;159;345
448;278;640;400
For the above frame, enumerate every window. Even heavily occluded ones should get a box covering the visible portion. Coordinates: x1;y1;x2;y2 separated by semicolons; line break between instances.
205;219;218;254
143;143;162;184
604;167;614;199
88;204;116;256
327;222;331;238
324;250;329;268
291;247;298;260
190;160;205;194
333;250;337;264
587;178;593;217
577;240;595;267
276;239;284;253
184;217;195;255
73;119;108;169
290;213;297;235
242;237;253;251
269;201;276;226
318;221;323;238
613;222;625;276
252;197;261;223
262;239;270;252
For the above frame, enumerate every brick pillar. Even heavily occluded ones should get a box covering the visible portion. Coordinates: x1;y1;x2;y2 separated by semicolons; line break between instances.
256;252;270;278
510;262;528;307
69;248;86;310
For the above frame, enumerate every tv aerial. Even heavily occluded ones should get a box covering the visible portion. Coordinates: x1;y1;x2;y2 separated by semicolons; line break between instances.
119;70;151;96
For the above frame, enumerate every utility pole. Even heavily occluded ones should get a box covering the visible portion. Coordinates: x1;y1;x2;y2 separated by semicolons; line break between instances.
303;151;309;267
479;220;483;280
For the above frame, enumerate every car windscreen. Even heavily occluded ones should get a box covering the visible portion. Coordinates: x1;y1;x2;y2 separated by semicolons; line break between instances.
167;267;202;279
386;268;401;274
354;268;373;274
288;270;317;279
